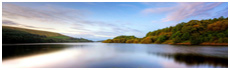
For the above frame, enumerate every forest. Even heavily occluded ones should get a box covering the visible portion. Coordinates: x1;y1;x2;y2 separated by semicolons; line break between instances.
103;17;228;45
2;26;93;44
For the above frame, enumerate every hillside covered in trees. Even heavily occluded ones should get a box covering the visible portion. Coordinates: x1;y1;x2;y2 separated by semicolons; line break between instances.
2;26;93;44
103;17;228;45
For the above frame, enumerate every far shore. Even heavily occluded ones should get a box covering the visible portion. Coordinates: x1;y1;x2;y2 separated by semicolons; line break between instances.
169;43;228;46
102;42;228;46
2;42;228;46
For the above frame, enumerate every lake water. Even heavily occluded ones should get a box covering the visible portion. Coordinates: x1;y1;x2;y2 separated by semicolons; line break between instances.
2;42;228;68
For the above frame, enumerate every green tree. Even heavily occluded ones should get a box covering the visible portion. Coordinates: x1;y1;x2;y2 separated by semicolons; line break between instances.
133;39;139;43
170;31;182;39
126;39;134;43
181;32;190;40
155;35;167;43
217;33;225;38
172;36;181;43
190;36;201;45
140;37;154;44
102;17;228;45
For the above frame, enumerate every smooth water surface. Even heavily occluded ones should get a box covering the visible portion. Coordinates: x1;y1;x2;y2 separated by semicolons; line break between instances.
2;42;228;68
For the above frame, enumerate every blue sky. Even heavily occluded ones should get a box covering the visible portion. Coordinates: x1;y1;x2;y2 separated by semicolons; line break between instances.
2;2;228;41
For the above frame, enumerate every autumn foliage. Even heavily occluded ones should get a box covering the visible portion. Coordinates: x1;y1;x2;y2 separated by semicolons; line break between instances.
103;16;228;45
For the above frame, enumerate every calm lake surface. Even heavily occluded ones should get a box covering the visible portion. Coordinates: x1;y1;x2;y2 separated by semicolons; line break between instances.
2;42;228;68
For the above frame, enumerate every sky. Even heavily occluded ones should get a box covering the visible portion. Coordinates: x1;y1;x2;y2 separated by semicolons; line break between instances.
2;2;228;41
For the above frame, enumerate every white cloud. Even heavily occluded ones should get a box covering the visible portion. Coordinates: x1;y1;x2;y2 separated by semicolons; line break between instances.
2;3;143;40
141;2;223;22
3;3;87;23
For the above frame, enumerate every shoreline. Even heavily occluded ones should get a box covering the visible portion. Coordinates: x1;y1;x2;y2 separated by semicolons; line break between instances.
170;43;228;46
3;42;228;46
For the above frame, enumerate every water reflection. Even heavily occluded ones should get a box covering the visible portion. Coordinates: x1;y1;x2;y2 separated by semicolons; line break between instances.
3;48;83;68
2;43;228;68
2;44;69;60
150;53;228;68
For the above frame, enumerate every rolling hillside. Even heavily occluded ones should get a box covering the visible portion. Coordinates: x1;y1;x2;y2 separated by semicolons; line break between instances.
3;26;63;37
103;17;228;45
2;26;93;44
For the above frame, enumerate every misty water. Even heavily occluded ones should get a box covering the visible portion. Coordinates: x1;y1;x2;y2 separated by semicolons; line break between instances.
2;42;228;68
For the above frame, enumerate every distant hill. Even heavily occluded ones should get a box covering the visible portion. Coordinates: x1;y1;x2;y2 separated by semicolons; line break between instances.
103;17;228;45
2;26;93;44
3;26;63;37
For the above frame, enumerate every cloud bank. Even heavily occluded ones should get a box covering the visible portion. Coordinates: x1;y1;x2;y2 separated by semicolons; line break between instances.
2;3;142;41
142;2;223;22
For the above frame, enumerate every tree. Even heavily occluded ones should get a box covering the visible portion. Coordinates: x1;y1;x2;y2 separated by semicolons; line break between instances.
190;36;201;45
155;35;167;43
181;32;190;40
140;37;153;44
218;38;224;43
126;39;134;43
172;23;183;33
103;39;113;43
219;16;224;20
207;20;228;31
114;35;137;39
170;31;182;39
102;17;228;45
113;39;119;43
217;33;225;38
172;36;181;43
133;39;139;43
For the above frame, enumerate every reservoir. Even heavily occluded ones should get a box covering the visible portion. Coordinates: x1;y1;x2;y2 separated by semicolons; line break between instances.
2;42;228;68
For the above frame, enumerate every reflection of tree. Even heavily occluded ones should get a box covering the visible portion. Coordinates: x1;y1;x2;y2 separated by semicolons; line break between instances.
148;52;228;68
2;45;69;60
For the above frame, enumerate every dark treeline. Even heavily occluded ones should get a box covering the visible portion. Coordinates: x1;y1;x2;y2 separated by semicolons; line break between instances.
2;45;68;59
103;17;228;45
2;26;93;44
149;53;228;67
